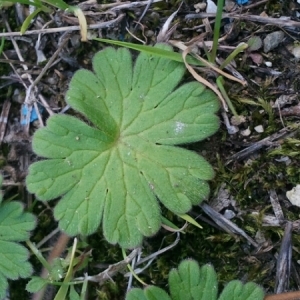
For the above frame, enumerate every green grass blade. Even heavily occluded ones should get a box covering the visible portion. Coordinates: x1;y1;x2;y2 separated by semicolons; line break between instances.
178;214;202;229
211;0;224;62
20;8;42;34
162;216;181;231
0;32;5;57
94;38;205;66
54;238;77;300
3;0;70;10
219;43;248;70
2;0;44;8
42;0;69;10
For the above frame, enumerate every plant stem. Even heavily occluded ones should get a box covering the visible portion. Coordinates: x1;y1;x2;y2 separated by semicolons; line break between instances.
211;0;224;62
53;238;77;300
216;76;238;117
122;248;147;286
219;43;248;70
264;290;300;300
26;240;52;272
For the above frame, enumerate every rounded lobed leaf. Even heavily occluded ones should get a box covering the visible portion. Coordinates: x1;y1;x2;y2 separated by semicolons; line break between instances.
0;198;36;298
126;286;171;300
126;260;265;300
0;202;36;241
218;280;264;300
26;44;220;248
26;277;48;293
169;260;218;300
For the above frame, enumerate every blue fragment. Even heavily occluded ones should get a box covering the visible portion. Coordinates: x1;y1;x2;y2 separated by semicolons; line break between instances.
21;104;43;125
236;0;248;4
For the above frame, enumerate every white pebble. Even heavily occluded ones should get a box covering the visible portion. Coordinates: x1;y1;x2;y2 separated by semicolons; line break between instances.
265;61;272;67
254;125;264;133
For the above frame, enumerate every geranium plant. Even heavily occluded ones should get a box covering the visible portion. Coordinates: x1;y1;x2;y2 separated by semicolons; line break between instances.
126;259;265;300
26;44;219;248
0;175;36;299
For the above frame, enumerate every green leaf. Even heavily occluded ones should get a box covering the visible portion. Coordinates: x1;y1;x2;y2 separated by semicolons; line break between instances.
0;176;2;204
26;44;219;248
169;260;218;300
69;285;80;300
126;260;265;300
49;258;64;281
126;286;172;300
26;277;48;293
0;199;36;299
247;36;262;52
218;281;264;300
0;202;36;241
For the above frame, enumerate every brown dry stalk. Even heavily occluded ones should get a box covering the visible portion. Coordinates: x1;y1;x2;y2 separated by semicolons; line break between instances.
265;291;300;300
182;47;228;112
32;233;70;300
185;13;300;29
0;14;125;38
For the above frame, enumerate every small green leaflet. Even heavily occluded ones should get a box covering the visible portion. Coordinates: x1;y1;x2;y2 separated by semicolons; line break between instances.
126;260;265;300
26;44;219;248
0;176;36;299
127;286;171;300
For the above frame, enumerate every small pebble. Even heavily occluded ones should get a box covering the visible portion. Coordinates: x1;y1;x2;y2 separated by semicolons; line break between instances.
225;0;236;11
194;3;206;12
265;61;272;67
287;185;300;207
254;125;264;133
70;34;81;48
145;30;154;37
292;45;300;59
206;0;217;13
240;127;251;136
224;209;236;220
12;89;23;104
231;115;246;126
46;76;58;85
263;31;285;53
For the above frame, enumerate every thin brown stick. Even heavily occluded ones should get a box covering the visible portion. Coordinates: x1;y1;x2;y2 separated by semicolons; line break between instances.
4;15;45;130
242;0;268;10
0;100;11;145
265;290;300;300
110;0;161;11
185;13;300;28
0;14;125;38
225;126;297;165
32;233;70;300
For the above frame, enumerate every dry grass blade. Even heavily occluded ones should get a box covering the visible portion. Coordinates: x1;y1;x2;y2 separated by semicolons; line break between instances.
225;126;298;165
75;249;139;284
173;40;247;85
182;47;228;111
201;203;258;247
157;2;182;42
185;13;300;28
269;190;285;222
0;14;125;37
0;100;11;145
275;222;292;294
